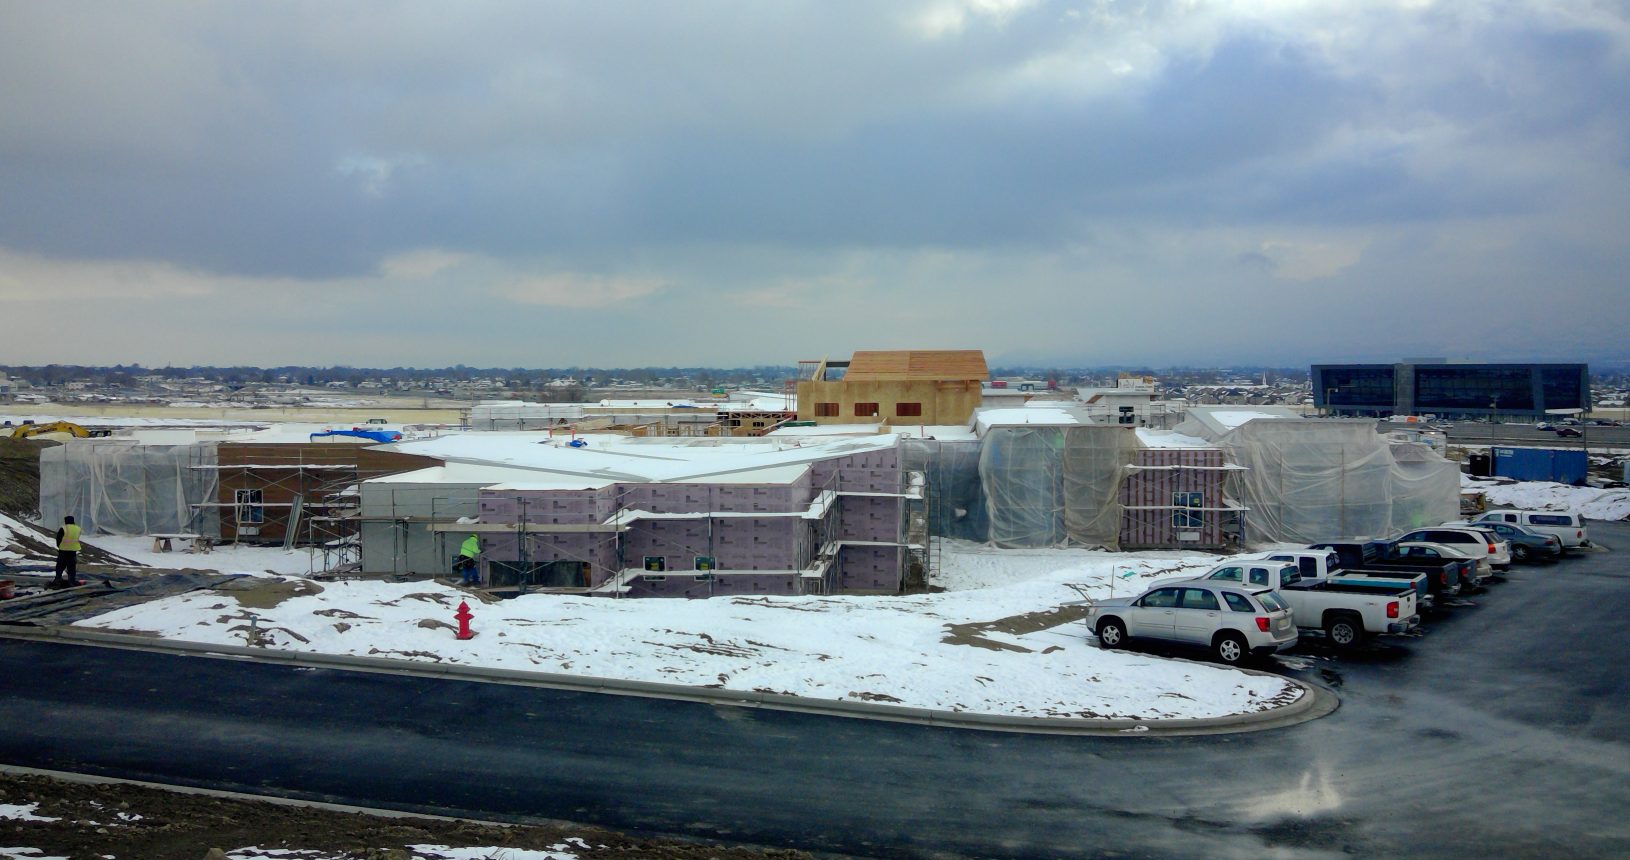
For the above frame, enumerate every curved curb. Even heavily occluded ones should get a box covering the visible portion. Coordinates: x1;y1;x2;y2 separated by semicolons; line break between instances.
0;625;1332;737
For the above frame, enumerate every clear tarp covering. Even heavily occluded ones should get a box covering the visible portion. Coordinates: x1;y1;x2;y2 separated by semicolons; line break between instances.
1174;417;1458;543
39;442;219;537
1061;426;1137;549
1389;442;1463;533
900;438;987;541
979;426;1134;549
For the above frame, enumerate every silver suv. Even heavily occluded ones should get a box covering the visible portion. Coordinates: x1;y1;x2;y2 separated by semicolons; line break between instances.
1085;582;1298;665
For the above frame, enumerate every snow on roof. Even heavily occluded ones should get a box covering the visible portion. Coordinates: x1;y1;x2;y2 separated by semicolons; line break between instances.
1178;406;1305;437
1204;409;1301;429
365;463;609;488
767;424;884;437
716;397;794;412
887;424;979;442
377;431;897;484
1135;429;1216;449
589;399;712;409
975;407;1082;433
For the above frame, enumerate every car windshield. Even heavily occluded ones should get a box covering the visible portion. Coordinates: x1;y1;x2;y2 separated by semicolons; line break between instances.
1256;592;1288;612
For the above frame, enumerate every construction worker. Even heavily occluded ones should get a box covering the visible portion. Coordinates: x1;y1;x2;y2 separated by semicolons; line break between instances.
454;533;481;586
53;515;83;588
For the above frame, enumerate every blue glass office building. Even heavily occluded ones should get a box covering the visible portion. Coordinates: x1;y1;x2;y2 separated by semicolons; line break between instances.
1312;363;1590;418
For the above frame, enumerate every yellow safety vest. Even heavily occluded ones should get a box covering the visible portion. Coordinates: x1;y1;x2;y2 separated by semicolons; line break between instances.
461;535;480;557
58;523;82;551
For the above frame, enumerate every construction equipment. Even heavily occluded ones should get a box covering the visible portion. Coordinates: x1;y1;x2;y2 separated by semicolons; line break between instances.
7;421;111;439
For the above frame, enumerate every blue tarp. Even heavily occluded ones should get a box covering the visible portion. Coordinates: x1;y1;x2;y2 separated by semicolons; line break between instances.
310;428;402;443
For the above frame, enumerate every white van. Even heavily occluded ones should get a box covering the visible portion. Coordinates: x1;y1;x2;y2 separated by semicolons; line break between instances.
1471;510;1590;550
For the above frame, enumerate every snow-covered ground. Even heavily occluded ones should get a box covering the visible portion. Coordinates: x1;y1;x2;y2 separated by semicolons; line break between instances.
1462;476;1630;521
86;535;315;576
71;538;1297;722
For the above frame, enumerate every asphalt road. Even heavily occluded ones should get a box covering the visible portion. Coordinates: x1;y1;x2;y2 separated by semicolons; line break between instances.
4;523;1630;858
1435;421;1630;451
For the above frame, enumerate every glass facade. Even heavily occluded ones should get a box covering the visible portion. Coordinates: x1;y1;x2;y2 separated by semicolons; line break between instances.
1314;363;1588;416
1415;367;1534;411
1318;366;1394;410
1541;367;1586;411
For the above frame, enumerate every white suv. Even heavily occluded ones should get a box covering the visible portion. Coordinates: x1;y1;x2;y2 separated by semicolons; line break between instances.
1472;510;1590;550
1396;527;1510;572
1086;582;1298;665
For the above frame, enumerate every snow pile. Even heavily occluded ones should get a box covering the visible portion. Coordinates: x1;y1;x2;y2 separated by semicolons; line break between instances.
75;543;1298;722
0;803;59;823
1463;476;1630;521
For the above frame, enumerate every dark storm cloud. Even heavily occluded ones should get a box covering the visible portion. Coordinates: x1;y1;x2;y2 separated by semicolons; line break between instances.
1;1;1627;366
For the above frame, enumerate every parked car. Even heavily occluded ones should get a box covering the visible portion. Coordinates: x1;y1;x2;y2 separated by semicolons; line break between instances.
1085;581;1297;665
1310;540;1471;606
1470;510;1591;549
1392;542;1490;588
1174;561;1419;649
1444;520;1562;562
1395;526;1510;572
1245;549;1429;606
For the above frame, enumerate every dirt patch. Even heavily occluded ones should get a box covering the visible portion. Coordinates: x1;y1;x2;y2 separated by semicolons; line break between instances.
221;578;326;610
940;604;1093;650
0;770;816;859
0;436;56;519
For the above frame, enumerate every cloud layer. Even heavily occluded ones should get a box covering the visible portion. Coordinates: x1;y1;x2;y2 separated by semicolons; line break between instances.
2;1;1626;367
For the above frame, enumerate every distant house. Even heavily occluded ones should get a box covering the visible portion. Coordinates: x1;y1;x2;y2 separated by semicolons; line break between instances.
797;350;987;426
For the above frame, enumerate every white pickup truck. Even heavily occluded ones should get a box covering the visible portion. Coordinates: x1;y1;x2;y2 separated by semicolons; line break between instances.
1171;560;1421;649
1245;549;1431;607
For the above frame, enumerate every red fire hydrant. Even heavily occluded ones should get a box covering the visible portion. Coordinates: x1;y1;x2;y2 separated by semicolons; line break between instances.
454;600;475;640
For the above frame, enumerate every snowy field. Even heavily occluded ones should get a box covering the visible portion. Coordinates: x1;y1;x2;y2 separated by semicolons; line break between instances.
71;538;1298;722
86;535;316;576
1462;476;1630;521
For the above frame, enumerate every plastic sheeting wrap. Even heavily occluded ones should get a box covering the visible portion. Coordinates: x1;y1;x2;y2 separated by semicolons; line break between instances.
900;438;987;541
1175;416;1459;544
1389;442;1463;533
1062;427;1137;548
979;426;1134;549
39;442;219;537
980;427;1064;547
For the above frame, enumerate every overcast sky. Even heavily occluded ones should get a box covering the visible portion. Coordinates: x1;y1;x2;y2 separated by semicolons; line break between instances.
2;1;1626;369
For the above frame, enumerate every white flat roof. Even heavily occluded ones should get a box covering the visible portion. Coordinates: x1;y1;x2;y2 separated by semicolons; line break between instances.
887;424;979;442
378;431;895;484
975;407;1082;433
1135;429;1216;450
767;424;883;437
365;463;610;488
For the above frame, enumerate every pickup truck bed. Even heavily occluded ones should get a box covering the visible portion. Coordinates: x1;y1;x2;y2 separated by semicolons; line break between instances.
1309;542;1470;606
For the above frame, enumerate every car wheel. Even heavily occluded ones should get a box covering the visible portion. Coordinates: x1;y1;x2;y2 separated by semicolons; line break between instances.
1214;632;1247;665
1097;618;1126;649
1326;615;1364;650
1512;545;1530;562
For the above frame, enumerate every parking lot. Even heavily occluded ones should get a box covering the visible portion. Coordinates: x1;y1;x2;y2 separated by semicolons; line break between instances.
4;521;1627;858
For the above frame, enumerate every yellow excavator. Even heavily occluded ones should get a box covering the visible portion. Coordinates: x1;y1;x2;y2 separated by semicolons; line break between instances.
7;420;111;439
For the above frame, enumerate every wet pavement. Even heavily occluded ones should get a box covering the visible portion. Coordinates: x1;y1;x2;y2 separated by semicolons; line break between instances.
2;522;1628;858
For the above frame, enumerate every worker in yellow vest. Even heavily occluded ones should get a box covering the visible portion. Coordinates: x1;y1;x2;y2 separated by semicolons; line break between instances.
53;515;83;588
454;533;481;586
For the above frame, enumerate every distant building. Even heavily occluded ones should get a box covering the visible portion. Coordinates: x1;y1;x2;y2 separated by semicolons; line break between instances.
797;350;987;426
1313;363;1590;419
